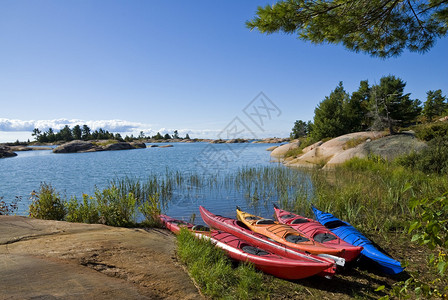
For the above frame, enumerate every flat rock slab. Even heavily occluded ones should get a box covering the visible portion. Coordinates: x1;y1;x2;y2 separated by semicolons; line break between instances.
0;216;200;300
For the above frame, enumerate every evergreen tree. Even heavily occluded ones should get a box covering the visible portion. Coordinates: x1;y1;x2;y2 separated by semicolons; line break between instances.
173;130;180;139
59;125;73;142
185;133;191;140
290;120;309;139
32;128;41;141
423;89;447;122
312;82;351;140
349;80;371;130
152;132;163;140
81;125;91;140
369;75;421;134
72;125;82;140
47;128;56;143
164;133;171;140
247;0;448;58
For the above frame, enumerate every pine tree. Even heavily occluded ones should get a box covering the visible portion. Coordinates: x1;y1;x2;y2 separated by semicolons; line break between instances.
247;0;448;58
423;90;447;122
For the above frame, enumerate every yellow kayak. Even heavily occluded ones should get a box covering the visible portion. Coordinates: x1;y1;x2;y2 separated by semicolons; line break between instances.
236;207;344;256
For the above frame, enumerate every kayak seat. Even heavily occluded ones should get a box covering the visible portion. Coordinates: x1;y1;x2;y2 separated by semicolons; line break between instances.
280;214;296;219
256;219;275;225
291;218;309;224
242;245;270;256
191;225;210;231
324;220;346;229
285;234;309;243
314;233;337;243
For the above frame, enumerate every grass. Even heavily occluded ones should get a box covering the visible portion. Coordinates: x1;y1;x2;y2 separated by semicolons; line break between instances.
342;137;368;150
176;229;265;299
26;157;448;298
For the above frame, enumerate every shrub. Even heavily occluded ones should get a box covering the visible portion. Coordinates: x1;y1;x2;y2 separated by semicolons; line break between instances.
94;185;137;227
396;136;448;174
65;194;100;224
138;193;162;227
413;122;448;141
29;183;66;220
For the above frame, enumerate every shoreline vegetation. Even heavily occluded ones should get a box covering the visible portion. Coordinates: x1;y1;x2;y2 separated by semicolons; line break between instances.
2;146;447;298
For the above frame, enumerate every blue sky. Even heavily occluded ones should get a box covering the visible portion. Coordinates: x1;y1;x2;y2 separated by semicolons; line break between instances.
1;0;447;142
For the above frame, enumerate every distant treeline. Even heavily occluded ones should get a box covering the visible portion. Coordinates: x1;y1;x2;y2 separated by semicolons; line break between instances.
32;125;190;143
291;75;447;140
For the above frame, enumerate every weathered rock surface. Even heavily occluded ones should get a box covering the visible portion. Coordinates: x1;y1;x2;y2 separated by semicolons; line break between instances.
266;146;278;151
103;142;135;151
270;140;301;158
279;131;427;169
130;142;147;148
0;146;18;158
159;145;173;148
0;216;200;300
53;140;146;153
53;140;97;153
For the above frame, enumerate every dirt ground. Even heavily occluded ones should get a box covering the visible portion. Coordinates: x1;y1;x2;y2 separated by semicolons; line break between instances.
0;216;201;300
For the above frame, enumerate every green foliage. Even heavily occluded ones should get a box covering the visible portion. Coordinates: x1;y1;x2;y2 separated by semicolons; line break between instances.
152;132;164;140
176;229;264;299
29;183;66;220
312;82;353;140
423;89;447;122
65;194;100;224
138;193;162;227
290;120;311;139
413;121;448;141
32;124;118;143
246;0;448;58
94;186;137;227
369;75;421;133
396;136;448;174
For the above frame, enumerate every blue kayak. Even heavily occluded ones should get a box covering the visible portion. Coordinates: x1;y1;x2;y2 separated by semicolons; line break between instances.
312;206;404;275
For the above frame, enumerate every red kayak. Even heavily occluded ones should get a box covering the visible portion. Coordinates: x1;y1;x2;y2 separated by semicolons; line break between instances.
198;207;339;278
159;214;333;280
273;205;363;262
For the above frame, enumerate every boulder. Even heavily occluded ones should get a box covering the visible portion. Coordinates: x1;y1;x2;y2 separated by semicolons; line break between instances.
103;142;135;151
266;146;278;151
361;133;427;161
159;145;173;148
53;140;95;153
148;145;159;148
226;139;248;143
0;146;17;158
270;141;301;158
130;142;147;149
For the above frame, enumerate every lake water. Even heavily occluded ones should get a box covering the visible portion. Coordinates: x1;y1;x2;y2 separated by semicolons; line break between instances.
0;142;292;222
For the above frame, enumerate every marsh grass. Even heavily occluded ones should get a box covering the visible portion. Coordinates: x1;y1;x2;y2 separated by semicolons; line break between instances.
176;229;264;299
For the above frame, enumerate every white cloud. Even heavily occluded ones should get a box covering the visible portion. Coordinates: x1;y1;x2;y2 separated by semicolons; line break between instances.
0;118;149;133
0;118;289;143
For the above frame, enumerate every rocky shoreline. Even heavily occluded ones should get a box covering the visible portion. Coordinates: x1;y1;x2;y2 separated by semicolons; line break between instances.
270;131;427;169
1;137;289;157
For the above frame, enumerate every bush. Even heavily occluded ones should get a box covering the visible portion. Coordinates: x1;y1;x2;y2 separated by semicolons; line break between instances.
138;193;162;227
396;136;448;174
414;122;448;141
65;194;100;224
95;185;137;227
29;183;66;220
